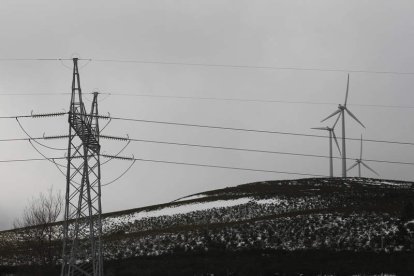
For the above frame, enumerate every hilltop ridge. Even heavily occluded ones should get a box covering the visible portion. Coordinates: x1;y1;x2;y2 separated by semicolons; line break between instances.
1;177;414;275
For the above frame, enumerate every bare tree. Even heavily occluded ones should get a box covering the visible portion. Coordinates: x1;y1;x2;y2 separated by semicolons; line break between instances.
13;187;63;265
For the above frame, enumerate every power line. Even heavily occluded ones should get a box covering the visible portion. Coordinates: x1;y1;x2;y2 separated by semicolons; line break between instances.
0;157;63;163
104;115;414;146
0;111;412;146
88;58;414;76
0;93;70;96
0;137;34;142
0;58;73;62
102;93;414;110
0;92;412;110
0;111;413;146
0;57;413;76
0;155;325;177
99;154;326;177
105;136;414;166
0;112;67;119
0;135;411;166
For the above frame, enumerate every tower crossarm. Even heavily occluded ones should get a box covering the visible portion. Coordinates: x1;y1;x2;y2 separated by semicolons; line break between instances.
69;111;100;153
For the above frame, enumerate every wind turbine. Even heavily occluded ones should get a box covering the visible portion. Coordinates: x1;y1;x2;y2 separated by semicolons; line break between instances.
321;74;365;178
311;115;341;178
348;135;379;177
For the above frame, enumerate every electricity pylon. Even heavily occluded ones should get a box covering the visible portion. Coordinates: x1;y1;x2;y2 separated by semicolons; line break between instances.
61;58;103;276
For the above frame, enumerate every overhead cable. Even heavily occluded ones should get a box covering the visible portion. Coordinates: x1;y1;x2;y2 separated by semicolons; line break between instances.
0;57;413;75
88;58;414;76
103;93;414;110
0;155;326;177
0;92;413;110
100;154;326;177
103;115;414;146
0;135;410;166
0;58;73;61
0;111;412;146
112;137;414;166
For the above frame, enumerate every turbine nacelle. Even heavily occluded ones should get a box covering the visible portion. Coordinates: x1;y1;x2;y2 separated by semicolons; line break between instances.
311;126;341;156
321;105;365;129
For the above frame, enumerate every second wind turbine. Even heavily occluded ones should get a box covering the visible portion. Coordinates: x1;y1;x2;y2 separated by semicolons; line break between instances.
312;115;341;178
321;74;365;178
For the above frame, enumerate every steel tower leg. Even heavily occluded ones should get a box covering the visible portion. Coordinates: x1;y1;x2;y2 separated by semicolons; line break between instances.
341;110;347;178
329;130;333;178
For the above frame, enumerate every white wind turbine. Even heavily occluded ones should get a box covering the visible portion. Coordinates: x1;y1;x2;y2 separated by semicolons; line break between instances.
348;135;379;177
321;74;365;178
311;115;341;178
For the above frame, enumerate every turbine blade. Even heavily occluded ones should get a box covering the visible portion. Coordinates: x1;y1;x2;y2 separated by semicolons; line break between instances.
345;107;365;128
347;162;358;172
311;127;328;131
332;113;341;129
360;135;363;160
332;129;341;155
361;161;379;176
321;109;341;123
344;74;350;106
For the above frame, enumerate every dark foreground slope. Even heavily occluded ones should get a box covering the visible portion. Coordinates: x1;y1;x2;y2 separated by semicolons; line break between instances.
1;177;414;275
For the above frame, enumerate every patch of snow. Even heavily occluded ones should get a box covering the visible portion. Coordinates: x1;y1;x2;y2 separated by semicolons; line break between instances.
135;197;252;218
255;198;288;205
104;197;253;228
380;181;403;186
103;196;302;232
175;194;206;202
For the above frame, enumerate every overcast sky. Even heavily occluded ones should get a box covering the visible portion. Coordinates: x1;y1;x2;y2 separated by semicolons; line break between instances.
0;0;413;230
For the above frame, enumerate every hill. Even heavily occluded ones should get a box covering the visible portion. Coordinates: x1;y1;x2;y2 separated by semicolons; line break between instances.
1;177;414;275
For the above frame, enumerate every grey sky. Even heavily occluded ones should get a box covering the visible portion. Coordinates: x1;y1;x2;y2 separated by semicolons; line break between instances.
0;0;413;230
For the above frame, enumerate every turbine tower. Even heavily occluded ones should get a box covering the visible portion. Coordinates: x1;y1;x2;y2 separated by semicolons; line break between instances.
311;115;341;178
61;58;103;276
321;74;365;178
348;135;379;177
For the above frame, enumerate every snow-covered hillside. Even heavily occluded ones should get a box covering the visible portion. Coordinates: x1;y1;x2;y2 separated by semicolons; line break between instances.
1;177;414;266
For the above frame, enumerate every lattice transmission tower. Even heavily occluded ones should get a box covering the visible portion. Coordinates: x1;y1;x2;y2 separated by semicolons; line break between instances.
61;58;104;276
